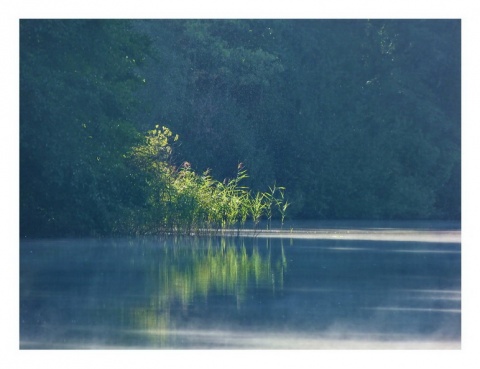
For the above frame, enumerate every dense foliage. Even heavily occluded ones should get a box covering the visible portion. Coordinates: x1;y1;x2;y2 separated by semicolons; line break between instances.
20;19;460;237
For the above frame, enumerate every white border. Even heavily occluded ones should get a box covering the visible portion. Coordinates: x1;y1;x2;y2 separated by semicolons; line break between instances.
3;1;479;368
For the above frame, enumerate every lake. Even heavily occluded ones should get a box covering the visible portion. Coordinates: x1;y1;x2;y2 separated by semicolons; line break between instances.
19;220;461;349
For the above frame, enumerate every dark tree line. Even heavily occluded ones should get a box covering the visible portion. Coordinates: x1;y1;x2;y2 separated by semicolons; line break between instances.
20;19;461;237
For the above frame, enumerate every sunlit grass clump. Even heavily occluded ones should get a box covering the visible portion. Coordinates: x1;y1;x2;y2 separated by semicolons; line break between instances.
126;125;289;235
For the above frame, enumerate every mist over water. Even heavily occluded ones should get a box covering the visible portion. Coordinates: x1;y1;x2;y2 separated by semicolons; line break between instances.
20;221;460;349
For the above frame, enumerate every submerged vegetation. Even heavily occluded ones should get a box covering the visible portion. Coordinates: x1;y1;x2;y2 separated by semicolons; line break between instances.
126;125;289;235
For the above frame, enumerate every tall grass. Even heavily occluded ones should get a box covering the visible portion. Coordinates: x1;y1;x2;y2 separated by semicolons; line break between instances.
128;126;289;235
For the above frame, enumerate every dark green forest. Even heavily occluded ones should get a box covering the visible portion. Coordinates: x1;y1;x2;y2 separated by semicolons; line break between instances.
20;19;461;237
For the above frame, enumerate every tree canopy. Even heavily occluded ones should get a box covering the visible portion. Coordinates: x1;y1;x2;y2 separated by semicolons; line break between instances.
20;19;461;237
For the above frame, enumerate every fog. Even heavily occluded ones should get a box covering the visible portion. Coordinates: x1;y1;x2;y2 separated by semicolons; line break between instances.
20;221;460;349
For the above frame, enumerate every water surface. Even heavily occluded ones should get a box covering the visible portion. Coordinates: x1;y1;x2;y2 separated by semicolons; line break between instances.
20;221;461;349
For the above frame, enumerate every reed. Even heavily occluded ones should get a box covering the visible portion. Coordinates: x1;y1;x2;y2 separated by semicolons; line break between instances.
128;125;289;235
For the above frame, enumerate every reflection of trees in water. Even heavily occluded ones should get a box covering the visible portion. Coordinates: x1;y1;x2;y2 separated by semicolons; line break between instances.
132;237;287;345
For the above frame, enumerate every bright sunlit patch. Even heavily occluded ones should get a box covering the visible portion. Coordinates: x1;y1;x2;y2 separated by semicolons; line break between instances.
365;307;461;314
246;229;461;243
325;247;377;252
389;249;460;254
392;289;461;302
118;328;461;350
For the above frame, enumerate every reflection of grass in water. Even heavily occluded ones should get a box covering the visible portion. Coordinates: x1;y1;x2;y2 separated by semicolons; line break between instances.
172;244;266;304
132;237;287;344
160;237;286;306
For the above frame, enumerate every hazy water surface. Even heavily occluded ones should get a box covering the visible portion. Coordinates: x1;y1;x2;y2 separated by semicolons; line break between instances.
20;221;461;349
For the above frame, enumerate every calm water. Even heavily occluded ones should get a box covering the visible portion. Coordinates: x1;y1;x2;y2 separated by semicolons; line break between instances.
20;221;461;349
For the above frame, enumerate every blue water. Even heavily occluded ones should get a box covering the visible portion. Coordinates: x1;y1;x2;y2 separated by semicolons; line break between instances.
19;221;461;349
